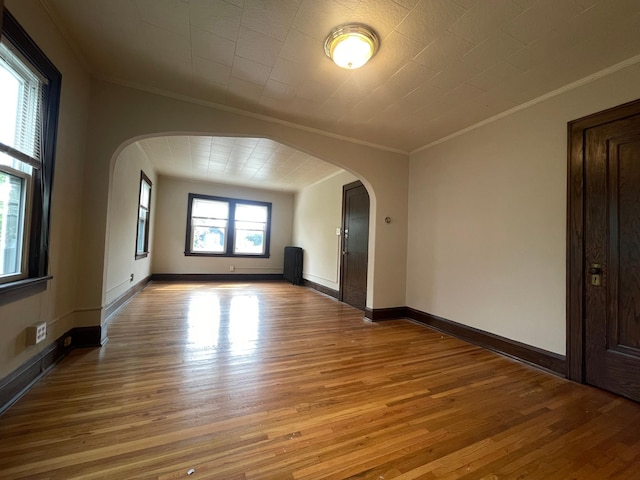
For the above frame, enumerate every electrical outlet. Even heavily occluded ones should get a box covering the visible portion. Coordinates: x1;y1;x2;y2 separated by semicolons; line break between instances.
26;322;47;346
229;265;235;272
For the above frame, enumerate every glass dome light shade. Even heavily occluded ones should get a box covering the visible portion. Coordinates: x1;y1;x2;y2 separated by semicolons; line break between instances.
324;24;379;69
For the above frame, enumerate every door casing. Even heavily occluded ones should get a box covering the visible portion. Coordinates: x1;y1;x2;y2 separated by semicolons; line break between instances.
339;180;369;310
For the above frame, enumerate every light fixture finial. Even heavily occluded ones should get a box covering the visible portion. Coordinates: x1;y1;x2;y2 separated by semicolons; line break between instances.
324;23;379;69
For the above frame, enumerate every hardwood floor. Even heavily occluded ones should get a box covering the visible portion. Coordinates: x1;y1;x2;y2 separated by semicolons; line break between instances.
1;281;640;479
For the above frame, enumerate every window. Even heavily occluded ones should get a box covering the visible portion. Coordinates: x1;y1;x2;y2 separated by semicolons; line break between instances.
0;10;61;295
135;171;152;259
185;194;271;258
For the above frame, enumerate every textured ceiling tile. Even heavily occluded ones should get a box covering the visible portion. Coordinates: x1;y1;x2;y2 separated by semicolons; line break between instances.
268;57;307;86
189;0;242;41
236;27;283;66
348;97;394;121
384;61;439;96
227;78;264;102
509;0;538;8
396;0;468;46
292;0;354;40
192;27;236;66
241;0;298;41
46;0;640;157
399;81;447;112
414;31;475;71
466;60;523;91
448;0;524;44
231;57;273;85
330;77;374;109
392;0;422;10
350;0;410;40
135;0;190;37
296;79;340;102
262;78;295;100
279;28;319;65
441;83;486;109
335;0;361;9
462;31;526;71
429;60;481;92
193;57;231;89
503;0;585;45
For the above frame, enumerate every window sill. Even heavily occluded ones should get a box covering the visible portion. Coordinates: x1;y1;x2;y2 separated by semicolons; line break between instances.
135;252;149;260
184;252;270;259
0;276;52;307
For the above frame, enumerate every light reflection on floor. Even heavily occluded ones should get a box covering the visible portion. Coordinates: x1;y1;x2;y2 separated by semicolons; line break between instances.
187;292;260;355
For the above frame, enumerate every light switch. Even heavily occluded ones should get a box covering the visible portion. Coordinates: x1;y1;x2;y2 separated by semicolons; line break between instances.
336;227;341;236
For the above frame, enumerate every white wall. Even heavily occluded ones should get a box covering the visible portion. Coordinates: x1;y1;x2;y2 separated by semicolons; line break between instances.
407;62;640;356
153;176;293;275
1;0;90;378
293;171;358;291
105;143;157;305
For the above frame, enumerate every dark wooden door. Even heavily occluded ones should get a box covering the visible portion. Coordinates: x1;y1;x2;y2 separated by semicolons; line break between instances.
340;181;369;310
584;111;640;401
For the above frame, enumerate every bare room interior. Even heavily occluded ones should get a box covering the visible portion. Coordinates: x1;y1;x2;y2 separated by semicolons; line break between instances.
1;0;640;478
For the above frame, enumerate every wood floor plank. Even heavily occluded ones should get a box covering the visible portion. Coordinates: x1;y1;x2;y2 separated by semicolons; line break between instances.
1;281;640;479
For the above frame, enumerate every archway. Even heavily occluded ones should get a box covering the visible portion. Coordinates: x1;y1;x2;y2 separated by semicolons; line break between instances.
78;80;408;336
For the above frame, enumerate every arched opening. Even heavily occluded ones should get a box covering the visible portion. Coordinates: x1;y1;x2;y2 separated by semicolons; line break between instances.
105;133;377;315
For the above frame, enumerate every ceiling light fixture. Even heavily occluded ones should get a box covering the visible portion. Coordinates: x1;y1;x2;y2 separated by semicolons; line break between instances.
324;23;379;70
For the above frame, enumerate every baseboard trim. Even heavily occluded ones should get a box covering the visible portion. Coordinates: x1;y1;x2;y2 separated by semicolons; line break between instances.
365;306;566;376
0;333;68;415
0;325;105;416
406;308;566;376
70;326;104;348
364;307;407;321
302;278;339;299
151;273;284;282
105;276;151;319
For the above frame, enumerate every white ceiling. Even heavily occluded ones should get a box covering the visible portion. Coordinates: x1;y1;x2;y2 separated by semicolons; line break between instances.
137;135;342;191
39;0;640;189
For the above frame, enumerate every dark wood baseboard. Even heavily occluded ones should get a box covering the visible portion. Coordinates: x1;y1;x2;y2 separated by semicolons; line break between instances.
364;307;407;321
0;333;70;415
70;326;103;348
302;278;339;299
365;306;566;376
151;273;284;282
405;308;566;376
105;276;151;319
0;325;104;415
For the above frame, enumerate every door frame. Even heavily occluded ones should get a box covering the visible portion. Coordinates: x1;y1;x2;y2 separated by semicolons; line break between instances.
566;98;640;382
339;180;368;306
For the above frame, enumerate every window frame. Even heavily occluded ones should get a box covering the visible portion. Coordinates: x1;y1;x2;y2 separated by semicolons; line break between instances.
185;193;272;258
0;165;32;283
135;171;152;260
0;9;61;302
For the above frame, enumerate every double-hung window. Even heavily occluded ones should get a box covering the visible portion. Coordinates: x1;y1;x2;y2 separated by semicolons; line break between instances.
135;171;152;259
185;193;271;257
0;10;60;294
